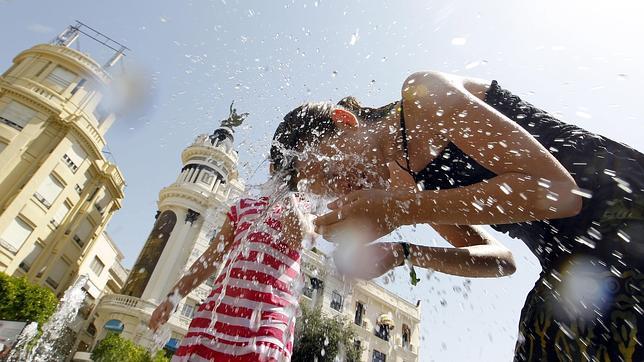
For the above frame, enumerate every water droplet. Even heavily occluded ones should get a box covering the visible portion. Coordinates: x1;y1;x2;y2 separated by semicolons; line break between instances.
331;70;338;78
575;236;596;249
451;37;467;46
617;229;631;243
546;191;559;201
537;178;551;188
435;109;444;116
349;29;359;46
249;308;263;332
465;61;480;69
499;183;513;195
587;227;602;240
571;188;593;199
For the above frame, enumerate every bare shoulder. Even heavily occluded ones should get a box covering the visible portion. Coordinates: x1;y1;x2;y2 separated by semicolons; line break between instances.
402;71;451;93
403;71;491;100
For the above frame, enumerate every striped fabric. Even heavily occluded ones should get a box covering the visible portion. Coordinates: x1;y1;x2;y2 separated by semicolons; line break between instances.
173;197;302;362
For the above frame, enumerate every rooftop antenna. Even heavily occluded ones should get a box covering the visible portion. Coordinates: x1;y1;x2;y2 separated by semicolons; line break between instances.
51;21;131;69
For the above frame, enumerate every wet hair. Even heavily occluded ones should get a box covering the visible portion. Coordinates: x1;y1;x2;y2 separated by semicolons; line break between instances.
270;97;397;189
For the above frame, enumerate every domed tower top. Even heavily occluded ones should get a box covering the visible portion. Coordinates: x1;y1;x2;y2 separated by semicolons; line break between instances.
159;103;247;213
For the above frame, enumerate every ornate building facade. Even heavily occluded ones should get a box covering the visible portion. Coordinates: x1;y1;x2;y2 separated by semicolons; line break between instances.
301;249;421;362
0;23;127;297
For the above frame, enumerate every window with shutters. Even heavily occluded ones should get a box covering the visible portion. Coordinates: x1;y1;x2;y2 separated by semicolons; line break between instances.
46;258;69;289
51;202;70;227
44;66;77;92
94;190;111;215
0;217;34;253
73;219;93;248
90;256;105;276
331;291;343;311
180;303;195;319
19;242;43;272
70;78;86;95
62;141;87;173
93;103;109;122
372;350;386;362
354;301;365;326
0;100;37;130
402;324;411;349
34;174;64;208
34;60;51;78
75;171;91;194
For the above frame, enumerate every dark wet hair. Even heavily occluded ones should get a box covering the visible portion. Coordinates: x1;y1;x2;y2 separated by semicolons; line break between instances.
270;97;397;189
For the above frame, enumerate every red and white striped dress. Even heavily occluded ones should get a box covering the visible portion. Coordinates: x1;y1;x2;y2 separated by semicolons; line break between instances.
173;197;301;362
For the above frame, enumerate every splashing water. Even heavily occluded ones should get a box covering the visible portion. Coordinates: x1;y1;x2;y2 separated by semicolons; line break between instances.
22;275;89;362
184;172;322;358
6;322;38;362
140;323;172;355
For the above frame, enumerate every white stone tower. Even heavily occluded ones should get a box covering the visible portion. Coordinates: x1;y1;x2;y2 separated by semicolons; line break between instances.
93;108;245;348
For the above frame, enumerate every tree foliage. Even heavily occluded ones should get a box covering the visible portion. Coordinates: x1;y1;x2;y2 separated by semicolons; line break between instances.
292;304;362;362
91;333;170;362
0;272;58;326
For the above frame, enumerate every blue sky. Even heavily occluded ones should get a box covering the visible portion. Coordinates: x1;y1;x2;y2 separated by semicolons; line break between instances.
1;0;643;360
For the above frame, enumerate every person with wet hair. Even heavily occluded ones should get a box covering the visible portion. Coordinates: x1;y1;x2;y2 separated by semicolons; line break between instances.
271;71;644;361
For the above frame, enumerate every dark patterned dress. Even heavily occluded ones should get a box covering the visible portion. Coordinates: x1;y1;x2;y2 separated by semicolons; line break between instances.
400;80;644;361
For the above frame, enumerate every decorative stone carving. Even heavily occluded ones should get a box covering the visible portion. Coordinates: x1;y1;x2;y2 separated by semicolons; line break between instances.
185;209;200;225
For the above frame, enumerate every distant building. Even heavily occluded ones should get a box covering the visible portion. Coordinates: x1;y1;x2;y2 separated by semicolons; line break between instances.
72;231;129;355
91;118;244;353
0;23;127;298
301;249;421;362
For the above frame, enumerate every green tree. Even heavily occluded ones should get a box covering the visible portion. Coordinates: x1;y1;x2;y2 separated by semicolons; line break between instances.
0;272;58;326
91;333;170;362
292;304;362;362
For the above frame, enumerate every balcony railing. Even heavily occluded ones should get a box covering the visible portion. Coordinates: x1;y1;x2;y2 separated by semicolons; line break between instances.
99;294;157;312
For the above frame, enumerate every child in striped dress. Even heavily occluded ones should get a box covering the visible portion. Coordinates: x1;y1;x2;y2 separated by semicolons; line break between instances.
149;194;310;361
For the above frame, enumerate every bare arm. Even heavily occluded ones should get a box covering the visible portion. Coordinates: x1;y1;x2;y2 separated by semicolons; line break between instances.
149;217;235;330
408;224;516;277
169;217;236;298
335;224;515;280
399;71;582;225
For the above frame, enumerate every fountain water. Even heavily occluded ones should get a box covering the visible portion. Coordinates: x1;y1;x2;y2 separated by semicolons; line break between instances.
5;322;38;362
7;275;89;362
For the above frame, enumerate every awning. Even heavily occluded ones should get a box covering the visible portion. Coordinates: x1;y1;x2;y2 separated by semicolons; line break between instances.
377;314;395;330
104;319;124;333
165;338;180;352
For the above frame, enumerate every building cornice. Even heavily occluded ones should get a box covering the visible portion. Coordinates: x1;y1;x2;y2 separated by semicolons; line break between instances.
14;44;111;84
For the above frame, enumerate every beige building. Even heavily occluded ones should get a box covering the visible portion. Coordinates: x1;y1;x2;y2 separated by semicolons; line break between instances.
73;231;129;355
301;249;421;362
0;22;127;298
